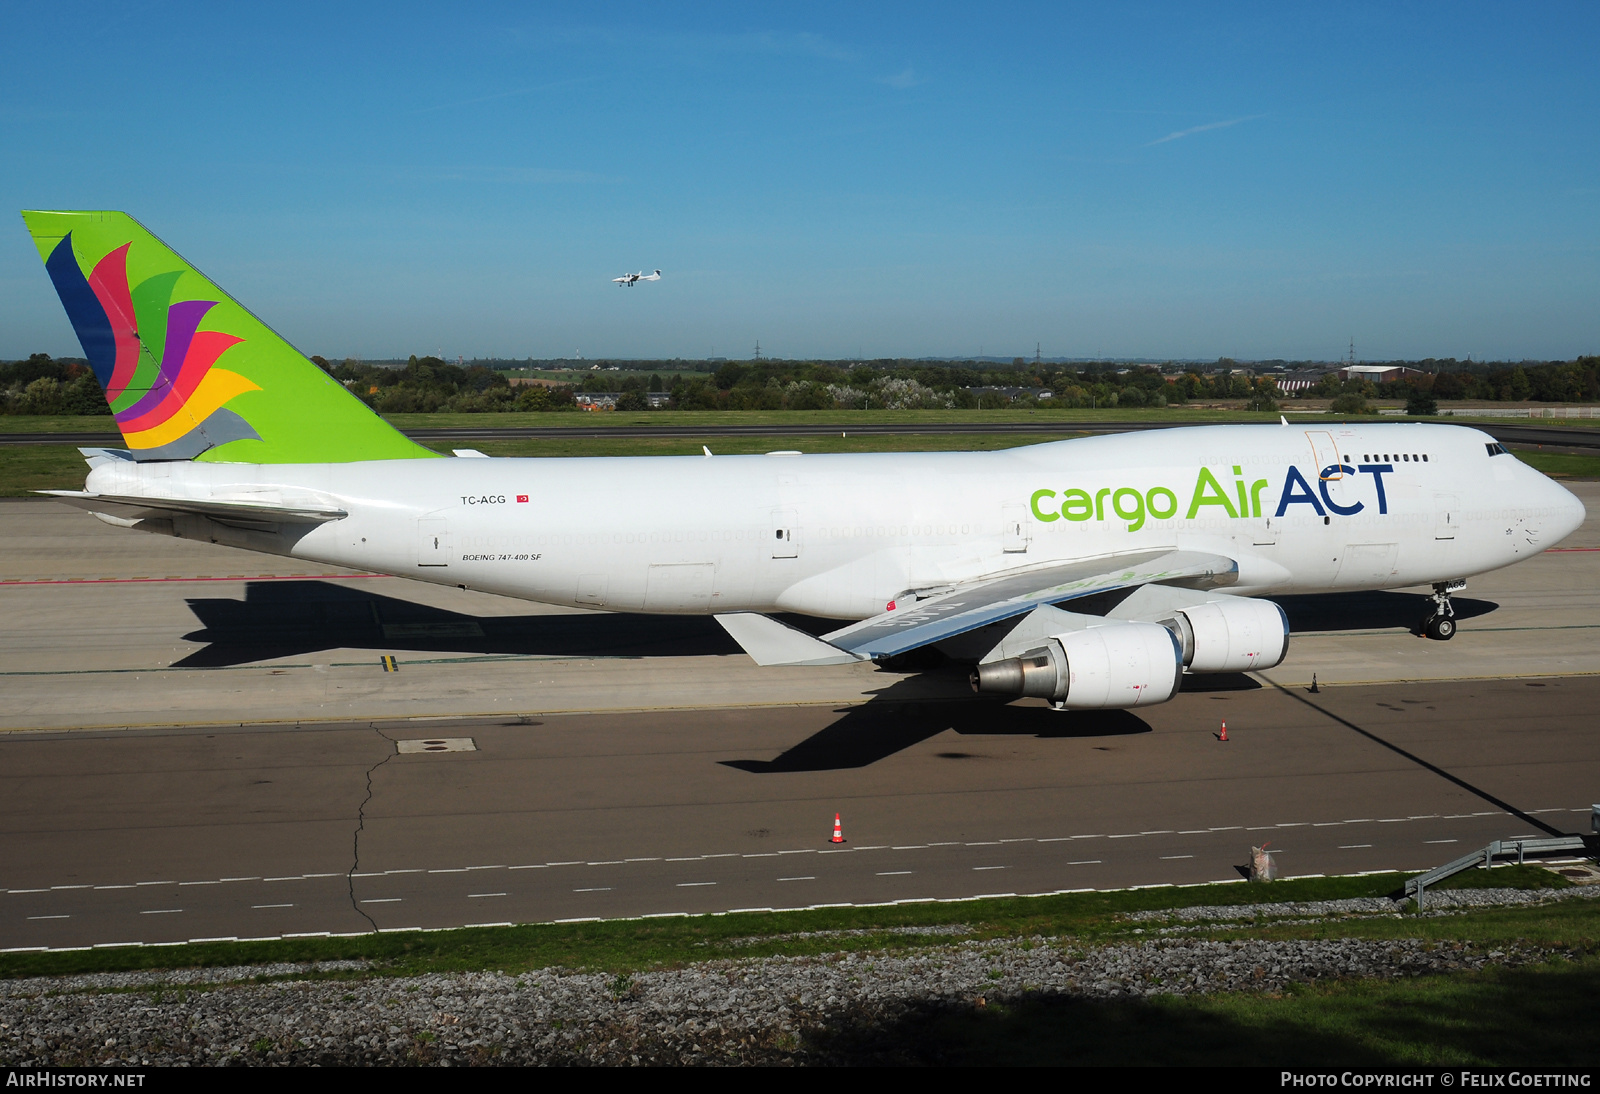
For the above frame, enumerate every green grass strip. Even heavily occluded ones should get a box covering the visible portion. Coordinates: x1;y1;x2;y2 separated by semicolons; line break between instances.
2;866;1584;982
1510;448;1600;479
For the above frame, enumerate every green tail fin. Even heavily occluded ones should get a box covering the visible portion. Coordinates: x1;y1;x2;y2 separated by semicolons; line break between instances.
22;210;439;463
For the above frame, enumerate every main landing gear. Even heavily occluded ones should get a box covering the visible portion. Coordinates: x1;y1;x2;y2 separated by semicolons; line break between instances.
1420;580;1464;641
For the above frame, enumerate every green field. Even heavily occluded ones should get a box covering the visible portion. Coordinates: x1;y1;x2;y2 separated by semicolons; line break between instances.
0;414;116;433
0;445;100;496
1507;447;1600;478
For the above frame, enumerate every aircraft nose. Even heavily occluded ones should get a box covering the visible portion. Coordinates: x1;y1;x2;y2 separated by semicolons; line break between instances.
1545;477;1587;545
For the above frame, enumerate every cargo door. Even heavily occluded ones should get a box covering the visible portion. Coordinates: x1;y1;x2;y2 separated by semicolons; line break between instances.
1002;502;1030;553
645;563;716;613
1332;542;1399;588
1434;494;1459;540
417;518;451;567
575;574;608;607
771;509;799;559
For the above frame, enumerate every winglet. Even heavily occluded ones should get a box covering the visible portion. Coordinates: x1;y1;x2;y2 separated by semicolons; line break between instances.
714;613;864;666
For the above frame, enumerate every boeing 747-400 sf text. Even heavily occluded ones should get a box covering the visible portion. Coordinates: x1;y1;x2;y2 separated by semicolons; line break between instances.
23;211;1587;710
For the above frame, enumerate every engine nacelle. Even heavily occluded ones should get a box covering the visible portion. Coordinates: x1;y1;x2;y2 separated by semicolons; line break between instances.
1164;597;1290;673
970;622;1183;709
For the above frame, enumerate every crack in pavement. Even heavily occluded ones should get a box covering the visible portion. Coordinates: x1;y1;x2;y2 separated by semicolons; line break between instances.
348;726;398;931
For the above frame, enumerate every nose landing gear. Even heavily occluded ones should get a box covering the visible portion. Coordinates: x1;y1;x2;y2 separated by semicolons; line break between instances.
1420;580;1464;641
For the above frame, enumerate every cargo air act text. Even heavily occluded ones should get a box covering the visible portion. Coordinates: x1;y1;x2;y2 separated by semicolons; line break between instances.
1031;464;1397;531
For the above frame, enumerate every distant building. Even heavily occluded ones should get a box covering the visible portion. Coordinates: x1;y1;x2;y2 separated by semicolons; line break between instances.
573;391;671;410
967;386;1053;402
1277;369;1332;394
1336;365;1423;384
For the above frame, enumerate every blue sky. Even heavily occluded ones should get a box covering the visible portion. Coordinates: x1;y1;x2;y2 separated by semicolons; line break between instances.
3;2;1596;362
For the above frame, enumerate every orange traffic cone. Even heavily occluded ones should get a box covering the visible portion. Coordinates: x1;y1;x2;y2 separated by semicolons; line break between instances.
830;813;846;844
1218;720;1229;742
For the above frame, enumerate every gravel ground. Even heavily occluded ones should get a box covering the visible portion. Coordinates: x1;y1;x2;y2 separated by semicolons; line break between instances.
0;934;1566;1066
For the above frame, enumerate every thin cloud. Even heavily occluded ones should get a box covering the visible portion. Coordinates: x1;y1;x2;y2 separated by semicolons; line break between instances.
528;25;857;63
414;76;601;115
879;67;922;89
1146;114;1266;146
745;30;856;62
430;166;619;185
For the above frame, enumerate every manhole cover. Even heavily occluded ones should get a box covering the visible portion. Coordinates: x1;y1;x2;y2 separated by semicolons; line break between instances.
396;738;476;754
1550;862;1600;885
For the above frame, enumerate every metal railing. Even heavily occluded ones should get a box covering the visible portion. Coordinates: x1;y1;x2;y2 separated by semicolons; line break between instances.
1405;836;1591;909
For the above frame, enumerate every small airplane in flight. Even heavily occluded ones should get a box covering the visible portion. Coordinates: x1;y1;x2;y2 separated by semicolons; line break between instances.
612;269;661;287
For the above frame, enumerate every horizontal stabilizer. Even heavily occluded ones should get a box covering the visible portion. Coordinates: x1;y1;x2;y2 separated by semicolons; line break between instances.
40;490;347;526
714;612;865;667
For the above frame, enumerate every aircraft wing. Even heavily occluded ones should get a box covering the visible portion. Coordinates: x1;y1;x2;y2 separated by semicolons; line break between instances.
715;549;1237;666
41;490;348;528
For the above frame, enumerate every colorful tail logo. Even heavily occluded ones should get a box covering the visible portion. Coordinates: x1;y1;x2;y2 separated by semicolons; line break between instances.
23;211;437;464
44;234;260;459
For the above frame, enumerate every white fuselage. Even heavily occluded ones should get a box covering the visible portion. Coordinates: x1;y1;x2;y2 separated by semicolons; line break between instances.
85;424;1585;619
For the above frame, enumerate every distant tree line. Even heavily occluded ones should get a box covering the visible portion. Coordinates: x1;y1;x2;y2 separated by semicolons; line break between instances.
3;352;1597;416
1309;358;1600;404
0;354;108;415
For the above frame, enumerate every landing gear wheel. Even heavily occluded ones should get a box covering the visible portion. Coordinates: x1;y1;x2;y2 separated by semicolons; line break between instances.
1420;580;1461;641
1424;615;1456;641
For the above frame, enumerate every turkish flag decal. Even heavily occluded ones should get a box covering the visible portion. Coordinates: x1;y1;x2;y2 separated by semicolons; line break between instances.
516;494;529;503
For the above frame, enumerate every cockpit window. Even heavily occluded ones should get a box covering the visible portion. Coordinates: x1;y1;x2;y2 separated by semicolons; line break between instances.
1485;443;1508;457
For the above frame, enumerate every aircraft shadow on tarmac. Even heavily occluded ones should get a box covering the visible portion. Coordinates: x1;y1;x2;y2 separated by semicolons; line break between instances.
1271;590;1497;633
721;676;1153;774
171;581;1500;673
174;580;745;667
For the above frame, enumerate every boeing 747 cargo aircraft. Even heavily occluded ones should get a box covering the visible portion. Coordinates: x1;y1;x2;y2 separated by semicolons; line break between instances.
22;211;1586;710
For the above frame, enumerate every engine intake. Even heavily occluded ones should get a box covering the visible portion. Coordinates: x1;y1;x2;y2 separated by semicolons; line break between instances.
970;622;1183;709
1163;597;1290;673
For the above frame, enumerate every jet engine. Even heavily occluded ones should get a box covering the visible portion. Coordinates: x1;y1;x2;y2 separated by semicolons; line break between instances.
1162;597;1289;673
970;622;1183;709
